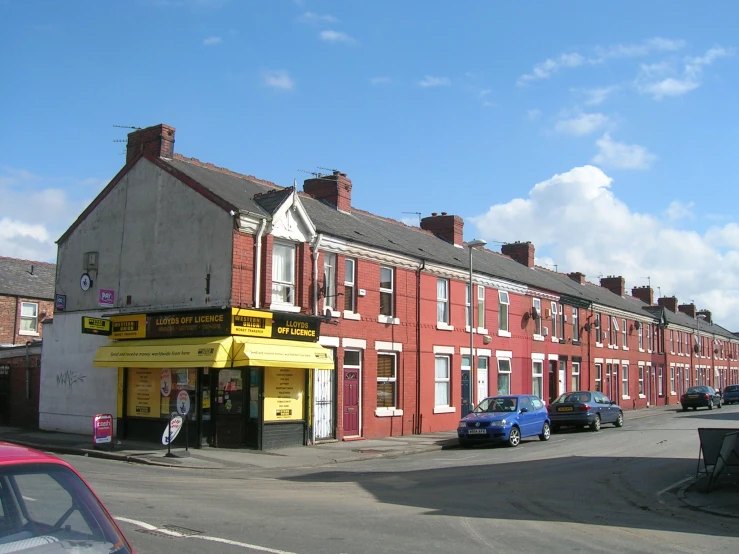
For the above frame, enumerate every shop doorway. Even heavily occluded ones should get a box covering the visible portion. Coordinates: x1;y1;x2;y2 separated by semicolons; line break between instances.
213;368;262;449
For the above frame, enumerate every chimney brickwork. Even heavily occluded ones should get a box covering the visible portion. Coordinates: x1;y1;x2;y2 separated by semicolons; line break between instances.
600;276;625;297
303;171;352;212
678;303;697;318
420;212;464;246
568;272;586;285
657;296;679;312
501;241;535;268
631;286;654;305
126;124;175;163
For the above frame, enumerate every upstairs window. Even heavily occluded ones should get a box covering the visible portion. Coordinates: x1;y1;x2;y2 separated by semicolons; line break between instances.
498;291;510;332
344;258;356;312
271;242;296;305
437;279;449;324
572;308;579;342
323;252;336;311
379;266;394;317
551;302;558;340
477;285;485;328
622;318;627;348
533;298;542;336
20;302;39;333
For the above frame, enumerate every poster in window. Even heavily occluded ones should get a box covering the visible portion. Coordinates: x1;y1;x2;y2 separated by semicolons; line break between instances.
263;368;304;421
160;369;172;397
126;368;159;419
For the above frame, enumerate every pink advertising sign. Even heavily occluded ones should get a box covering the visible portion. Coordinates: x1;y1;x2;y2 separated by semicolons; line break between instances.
99;289;115;306
93;414;113;446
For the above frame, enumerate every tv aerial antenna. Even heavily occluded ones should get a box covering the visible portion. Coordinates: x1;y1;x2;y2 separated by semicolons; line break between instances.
402;212;422;225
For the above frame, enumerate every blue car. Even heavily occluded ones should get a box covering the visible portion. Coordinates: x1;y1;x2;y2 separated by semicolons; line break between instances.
457;395;551;448
547;390;624;432
723;384;739;405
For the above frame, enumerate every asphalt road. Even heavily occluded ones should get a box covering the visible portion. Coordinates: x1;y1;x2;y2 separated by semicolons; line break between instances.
63;405;739;554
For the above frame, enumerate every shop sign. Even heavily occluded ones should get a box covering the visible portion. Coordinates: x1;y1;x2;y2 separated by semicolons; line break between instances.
162;415;184;445
177;390;191;415
99;289;115;307
55;294;66;312
231;308;272;338
92;413;113;445
110;314;147;339
81;316;112;336
127;368;159;418
271;312;320;342
263;367;305;422
147;310;230;339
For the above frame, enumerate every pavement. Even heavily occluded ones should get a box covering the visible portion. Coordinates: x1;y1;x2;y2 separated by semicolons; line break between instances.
1;403;737;518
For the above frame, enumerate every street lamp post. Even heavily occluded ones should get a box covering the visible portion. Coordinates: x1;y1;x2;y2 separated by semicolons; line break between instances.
467;239;487;411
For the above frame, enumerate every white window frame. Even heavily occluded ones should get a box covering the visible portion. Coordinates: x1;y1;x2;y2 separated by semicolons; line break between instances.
498;290;510;334
497;357;512;395
621;364;629;398
434;355;451;409
611;316;619;347
532;360;544;398
437;278;449;326
20;302;39;334
638;366;645;396
343;258;356;314
533;298;543;337
670;365;675;394
376;352;397;411
595;363;602;392
595;313;603;345
571;361;580;392
379;266;394;317
622;318;627;349
572;307;579;342
477;285;485;330
558;304;565;341
271;241;297;308
465;284;471;329
551;301;558;341
658;365;663;396
323;252;337;312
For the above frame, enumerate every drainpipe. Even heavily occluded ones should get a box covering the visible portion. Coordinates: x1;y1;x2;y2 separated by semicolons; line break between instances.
415;259;425;434
253;218;267;309
13;296;19;344
25;341;31;399
311;234;324;316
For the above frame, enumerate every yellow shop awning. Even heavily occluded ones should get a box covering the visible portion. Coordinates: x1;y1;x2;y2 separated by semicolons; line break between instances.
231;336;335;370
94;336;234;368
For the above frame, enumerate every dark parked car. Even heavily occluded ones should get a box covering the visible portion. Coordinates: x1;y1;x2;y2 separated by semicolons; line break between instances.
681;386;722;411
457;395;551;448
0;442;133;553
547;391;624;432
722;384;739;405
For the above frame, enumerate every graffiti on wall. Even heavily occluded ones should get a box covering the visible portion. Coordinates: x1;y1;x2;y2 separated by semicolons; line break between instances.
56;370;86;392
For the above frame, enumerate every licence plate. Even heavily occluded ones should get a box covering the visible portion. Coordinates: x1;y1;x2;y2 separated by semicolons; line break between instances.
467;429;487;434
688;395;698;398
557;407;574;412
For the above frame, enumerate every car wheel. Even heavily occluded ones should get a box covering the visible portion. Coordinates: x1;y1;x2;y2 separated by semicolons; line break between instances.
507;426;521;447
708;400;714;410
539;422;551;441
681;405;688;412
551;424;560;434
614;412;624;427
458;439;472;449
590;414;601;432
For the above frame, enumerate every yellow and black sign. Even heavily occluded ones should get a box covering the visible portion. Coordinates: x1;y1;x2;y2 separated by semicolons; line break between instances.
148;310;230;339
81;317;112;336
271;312;319;342
231;308;272;338
110;314;146;340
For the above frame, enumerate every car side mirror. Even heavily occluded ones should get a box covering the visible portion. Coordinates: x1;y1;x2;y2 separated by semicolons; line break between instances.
610;401;617;405
519;408;529;413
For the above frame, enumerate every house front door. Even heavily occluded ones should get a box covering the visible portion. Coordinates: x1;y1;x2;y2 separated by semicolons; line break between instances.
343;368;359;436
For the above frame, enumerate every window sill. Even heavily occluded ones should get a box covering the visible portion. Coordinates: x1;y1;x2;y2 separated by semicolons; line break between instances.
498;330;511;338
640;348;646;353
622;346;629;351
437;322;454;331
550;336;559;343
596;342;603;348
533;335;544;342
375;408;403;417
621;396;631;400
572;340;581;346
324;309;341;318
269;303;301;313
378;315;400;325
670;392;677;396
18;330;39;336
433;406;456;414
639;394;646;399
343;311;361;321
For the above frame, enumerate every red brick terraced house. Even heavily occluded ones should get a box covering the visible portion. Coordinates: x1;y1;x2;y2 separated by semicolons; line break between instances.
0;257;55;425
38;124;739;448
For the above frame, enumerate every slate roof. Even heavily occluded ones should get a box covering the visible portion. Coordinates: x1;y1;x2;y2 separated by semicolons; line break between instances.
158;157;736;338
645;305;736;341
0;257;56;300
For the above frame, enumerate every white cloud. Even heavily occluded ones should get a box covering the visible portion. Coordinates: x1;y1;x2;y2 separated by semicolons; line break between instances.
665;200;695;221
202;36;222;46
526;109;542;121
555;113;609;136
469;165;739;330
319;30;357;45
517;53;586;85
635;46;734;100
574;85;618;106
594;37;686;60
262;70;294;90
370;76;391;85
418;76;451;88
299;12;338;24
0;166;95;261
592;133;656;170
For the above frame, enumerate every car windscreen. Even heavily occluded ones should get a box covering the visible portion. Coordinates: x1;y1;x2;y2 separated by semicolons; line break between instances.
724;385;739;392
562;392;591;403
0;463;131;553
686;387;707;394
475;398;518;413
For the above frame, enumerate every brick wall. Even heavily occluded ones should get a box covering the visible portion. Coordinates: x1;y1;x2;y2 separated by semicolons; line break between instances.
231;230;255;307
0;295;54;345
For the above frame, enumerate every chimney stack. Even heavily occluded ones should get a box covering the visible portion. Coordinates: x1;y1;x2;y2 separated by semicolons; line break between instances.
697;309;712;324
303;170;352;212
600;276;625;297
126;124;175;163
420;212;464;246
657;296;679;313
631;286;654;306
501;241;535;268
568;272;586;285
678;303;697;319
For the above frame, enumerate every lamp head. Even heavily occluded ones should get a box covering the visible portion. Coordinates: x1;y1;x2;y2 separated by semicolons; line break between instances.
467;239;487;249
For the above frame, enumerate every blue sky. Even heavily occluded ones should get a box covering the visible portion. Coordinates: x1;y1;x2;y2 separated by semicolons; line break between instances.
1;0;738;328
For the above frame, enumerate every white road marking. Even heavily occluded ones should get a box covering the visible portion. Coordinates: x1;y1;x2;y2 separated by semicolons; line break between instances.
656;475;694;496
115;516;301;553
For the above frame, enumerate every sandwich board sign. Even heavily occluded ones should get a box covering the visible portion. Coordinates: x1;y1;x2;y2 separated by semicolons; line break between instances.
162;415;184;446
